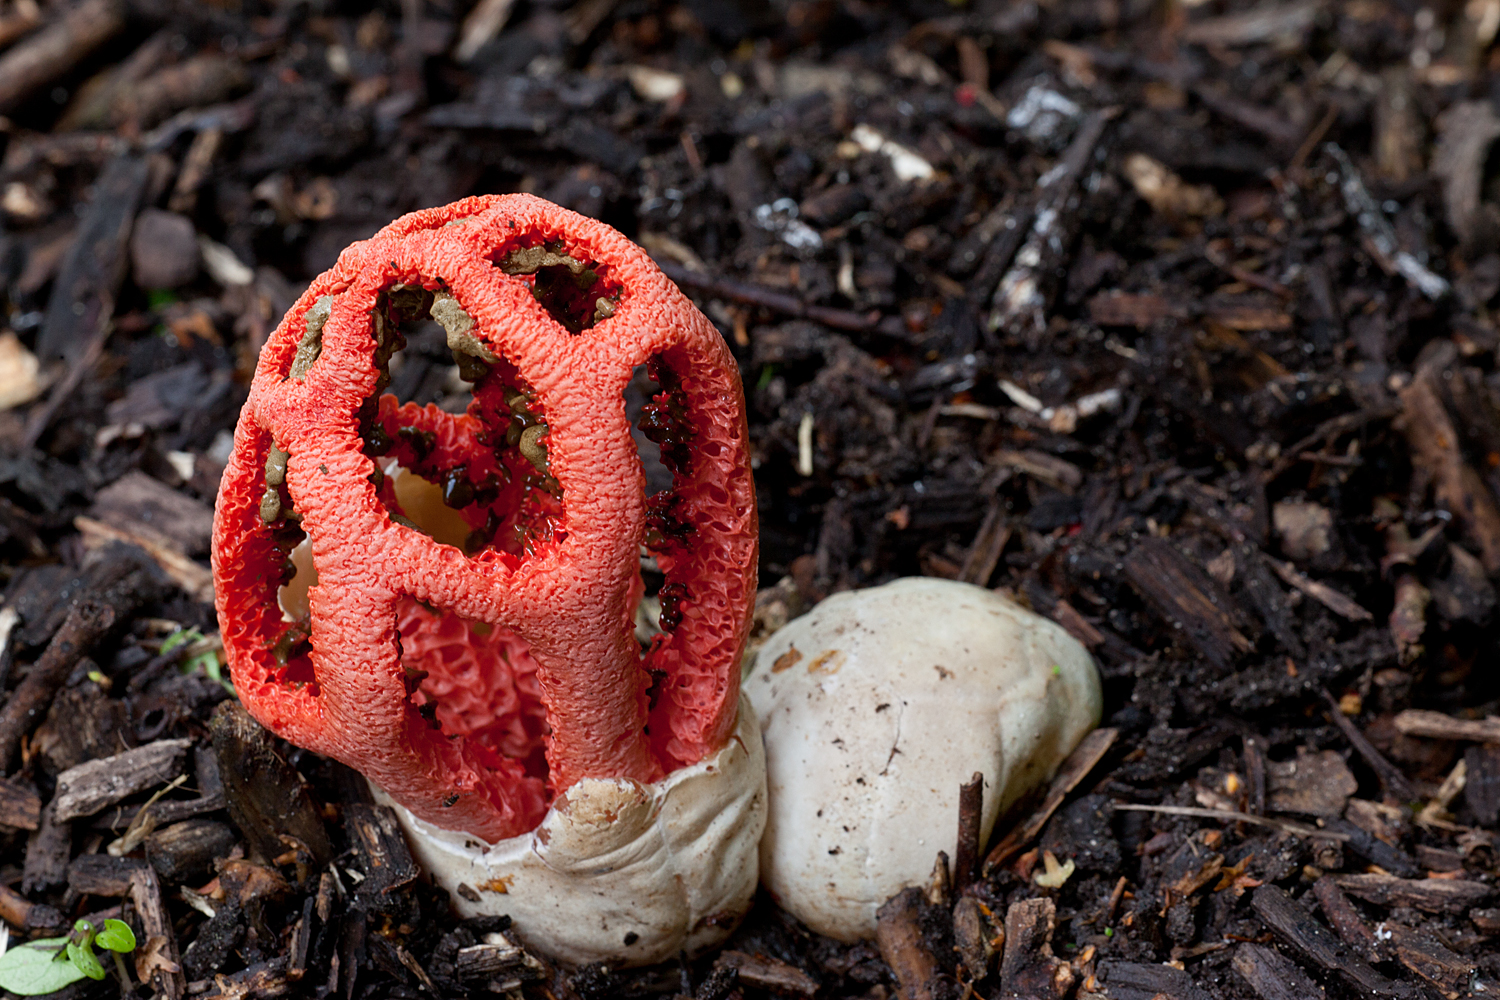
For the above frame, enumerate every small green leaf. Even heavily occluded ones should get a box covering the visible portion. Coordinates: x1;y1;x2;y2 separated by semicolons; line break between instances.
0;938;89;995
160;627;203;657
66;940;105;981
96;920;136;954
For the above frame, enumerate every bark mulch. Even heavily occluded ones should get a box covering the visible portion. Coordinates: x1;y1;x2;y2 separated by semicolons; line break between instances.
1;0;1500;998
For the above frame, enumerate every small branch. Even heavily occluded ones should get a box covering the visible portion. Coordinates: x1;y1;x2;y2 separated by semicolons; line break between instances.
1319;687;1419;805
659;262;882;332
0;599;116;773
1112;803;1351;841
953;772;983;893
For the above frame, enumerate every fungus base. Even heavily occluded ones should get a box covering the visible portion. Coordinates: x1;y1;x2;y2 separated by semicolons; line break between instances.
373;696;767;967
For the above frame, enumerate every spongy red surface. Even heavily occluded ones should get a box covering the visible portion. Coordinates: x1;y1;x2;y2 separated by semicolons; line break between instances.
397;598;549;796
211;195;757;843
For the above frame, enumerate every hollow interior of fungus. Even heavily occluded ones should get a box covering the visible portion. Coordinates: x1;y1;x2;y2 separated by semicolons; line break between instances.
265;257;705;826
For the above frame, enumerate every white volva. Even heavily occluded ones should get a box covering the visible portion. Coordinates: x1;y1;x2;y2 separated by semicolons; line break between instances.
374;696;767;967
745;578;1102;941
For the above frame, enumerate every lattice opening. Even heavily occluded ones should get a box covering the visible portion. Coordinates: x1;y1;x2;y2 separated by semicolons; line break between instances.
493;242;622;334
356;283;567;561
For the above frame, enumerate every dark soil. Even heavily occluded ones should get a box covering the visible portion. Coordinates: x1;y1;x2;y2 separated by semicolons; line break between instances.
1;0;1499;998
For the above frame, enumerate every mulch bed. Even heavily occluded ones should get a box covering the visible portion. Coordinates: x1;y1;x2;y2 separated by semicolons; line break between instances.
1;0;1499;998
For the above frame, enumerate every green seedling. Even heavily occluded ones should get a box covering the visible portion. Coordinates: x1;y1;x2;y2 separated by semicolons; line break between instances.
0;919;137;996
161;627;231;692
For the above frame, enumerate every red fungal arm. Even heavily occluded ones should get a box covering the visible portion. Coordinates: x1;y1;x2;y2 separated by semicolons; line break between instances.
211;195;757;843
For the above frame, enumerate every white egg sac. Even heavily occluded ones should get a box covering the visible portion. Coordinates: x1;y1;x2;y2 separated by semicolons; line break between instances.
745;577;1102;941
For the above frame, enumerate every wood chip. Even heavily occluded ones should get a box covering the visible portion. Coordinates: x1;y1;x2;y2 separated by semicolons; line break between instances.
1250;884;1405;997
1124;537;1253;669
0;773;41;830
1400;366;1500;571
713;950;819;997
52;737;192;821
999;897;1072;999
1265;749;1357;817
876;888;942;1000
1333;873;1493;914
1394;708;1500;742
1266;558;1373;620
1231;943;1327;1000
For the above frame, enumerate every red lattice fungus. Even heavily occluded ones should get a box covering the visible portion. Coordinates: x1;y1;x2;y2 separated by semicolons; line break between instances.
212;195;758;843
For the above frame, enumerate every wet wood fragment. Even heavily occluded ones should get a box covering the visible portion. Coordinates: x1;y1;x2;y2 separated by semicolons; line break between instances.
1472;908;1500;933
1095;960;1210;1000
713;950;818;997
1333;873;1493;913
999;897;1071;999
1231;943;1326;1000
74;515;215;603
119;747;227;828
0;881;64;932
131;865;187;1000
1243;735;1267;816
1328;143;1450;299
951;896;994;981
1464;745;1500;825
199;957;289;1000
209;701;333;868
1250;884;1406;997
958;503;1009;587
146;819;239;884
344;803;418;906
0;0;124;113
1400;367;1500;571
1381;922;1473;999
983;727;1117;872
988;107;1116;345
1124;537;1252;669
1312;877;1378;959
1317;689;1418;804
0;773;41;829
875;888;943;1000
953;771;983;892
0;598;117;772
53;737;191;820
1319;819;1420;877
22;800;71;894
68;853;148;896
1267;558;1372;621
89;470;214;557
453;938;529;981
35;152;148;364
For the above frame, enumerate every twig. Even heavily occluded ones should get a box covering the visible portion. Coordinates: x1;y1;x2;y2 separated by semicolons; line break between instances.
983;727;1117;873
1112;803;1351;841
658;262;882;332
21;322;107;449
953;772;983;893
1394;709;1500;742
1319;687;1419;804
1267;558;1373;621
987;107;1118;342
1289;103;1338;175
0;0;124;112
0;599;116;772
1265;406;1396;481
1327;143;1449;300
